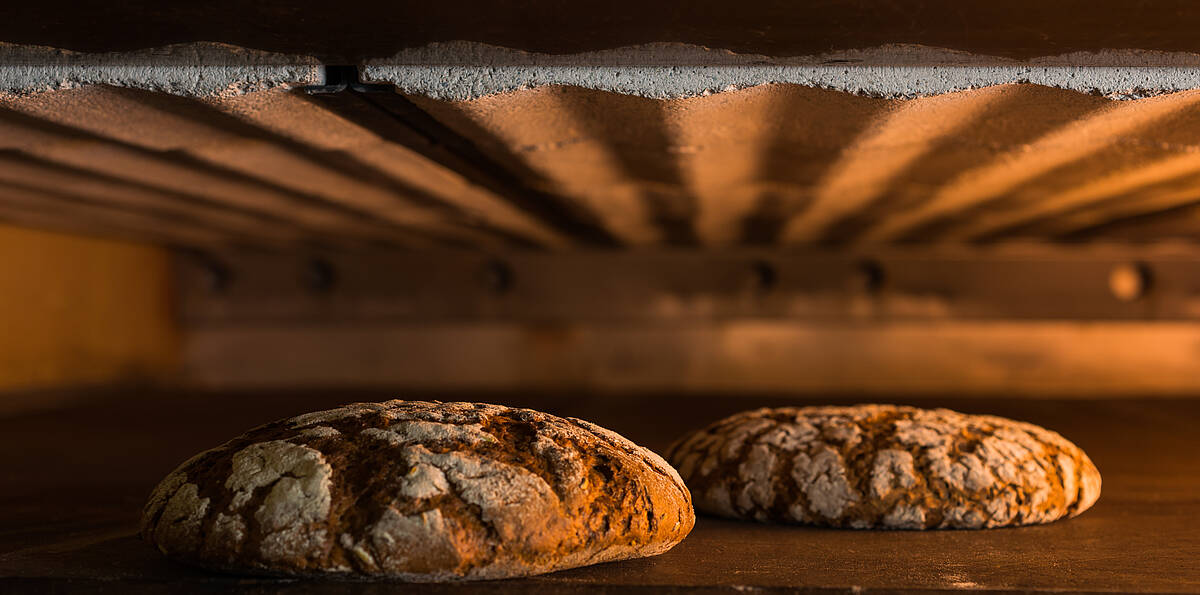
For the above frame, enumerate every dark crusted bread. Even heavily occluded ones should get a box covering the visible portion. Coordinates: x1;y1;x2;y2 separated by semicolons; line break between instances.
141;400;694;581
665;405;1100;529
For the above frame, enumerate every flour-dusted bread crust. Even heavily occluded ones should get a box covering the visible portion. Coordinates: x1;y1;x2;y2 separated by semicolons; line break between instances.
666;405;1100;529
141;400;694;580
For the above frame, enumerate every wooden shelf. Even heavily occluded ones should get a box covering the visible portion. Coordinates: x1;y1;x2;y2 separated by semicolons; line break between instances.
1;390;1197;593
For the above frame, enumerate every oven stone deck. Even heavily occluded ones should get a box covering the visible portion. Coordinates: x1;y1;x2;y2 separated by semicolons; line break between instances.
1;390;1197;593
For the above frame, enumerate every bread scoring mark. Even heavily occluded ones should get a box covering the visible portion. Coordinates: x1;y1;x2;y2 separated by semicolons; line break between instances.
154;483;209;553
566;417;641;455
668;404;1102;530
792;446;859;519
569;416;688;490
532;433;587;501
404;445;563;549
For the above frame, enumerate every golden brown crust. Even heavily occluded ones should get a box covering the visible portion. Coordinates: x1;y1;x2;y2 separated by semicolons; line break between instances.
141;400;694;581
665;405;1100;529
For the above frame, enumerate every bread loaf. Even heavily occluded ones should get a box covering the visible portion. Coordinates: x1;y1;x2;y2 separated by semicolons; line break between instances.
141;400;694;580
665;404;1100;529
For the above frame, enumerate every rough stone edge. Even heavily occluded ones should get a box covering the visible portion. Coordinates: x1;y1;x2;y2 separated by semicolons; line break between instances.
0;42;322;98
6;40;1200;101
363;41;1200;101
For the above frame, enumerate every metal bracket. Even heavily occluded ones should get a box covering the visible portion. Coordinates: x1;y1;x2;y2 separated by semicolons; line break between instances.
176;247;1200;324
302;65;395;94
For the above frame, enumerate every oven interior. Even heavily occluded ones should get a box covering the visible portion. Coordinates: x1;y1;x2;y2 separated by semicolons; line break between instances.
2;4;1199;593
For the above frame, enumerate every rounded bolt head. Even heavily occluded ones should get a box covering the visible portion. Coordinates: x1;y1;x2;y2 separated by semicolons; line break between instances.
304;258;337;294
748;259;778;294
189;253;231;295
1109;262;1151;302
480;259;514;294
853;259;886;294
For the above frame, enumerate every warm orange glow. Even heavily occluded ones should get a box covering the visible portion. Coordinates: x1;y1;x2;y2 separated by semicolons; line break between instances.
0;223;177;392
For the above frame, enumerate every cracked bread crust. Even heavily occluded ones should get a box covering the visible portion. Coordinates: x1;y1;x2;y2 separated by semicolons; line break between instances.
665;405;1100;529
141;400;694;581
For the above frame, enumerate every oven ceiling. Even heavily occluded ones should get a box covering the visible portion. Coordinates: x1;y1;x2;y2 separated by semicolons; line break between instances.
4;41;1200;250
8;0;1200;61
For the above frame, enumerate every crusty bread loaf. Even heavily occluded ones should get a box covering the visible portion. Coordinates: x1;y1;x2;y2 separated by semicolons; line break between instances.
666;405;1100;529
141;400;694;580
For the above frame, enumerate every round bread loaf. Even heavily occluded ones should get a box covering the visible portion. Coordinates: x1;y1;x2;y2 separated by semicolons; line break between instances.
666;404;1100;529
141;400;694;580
